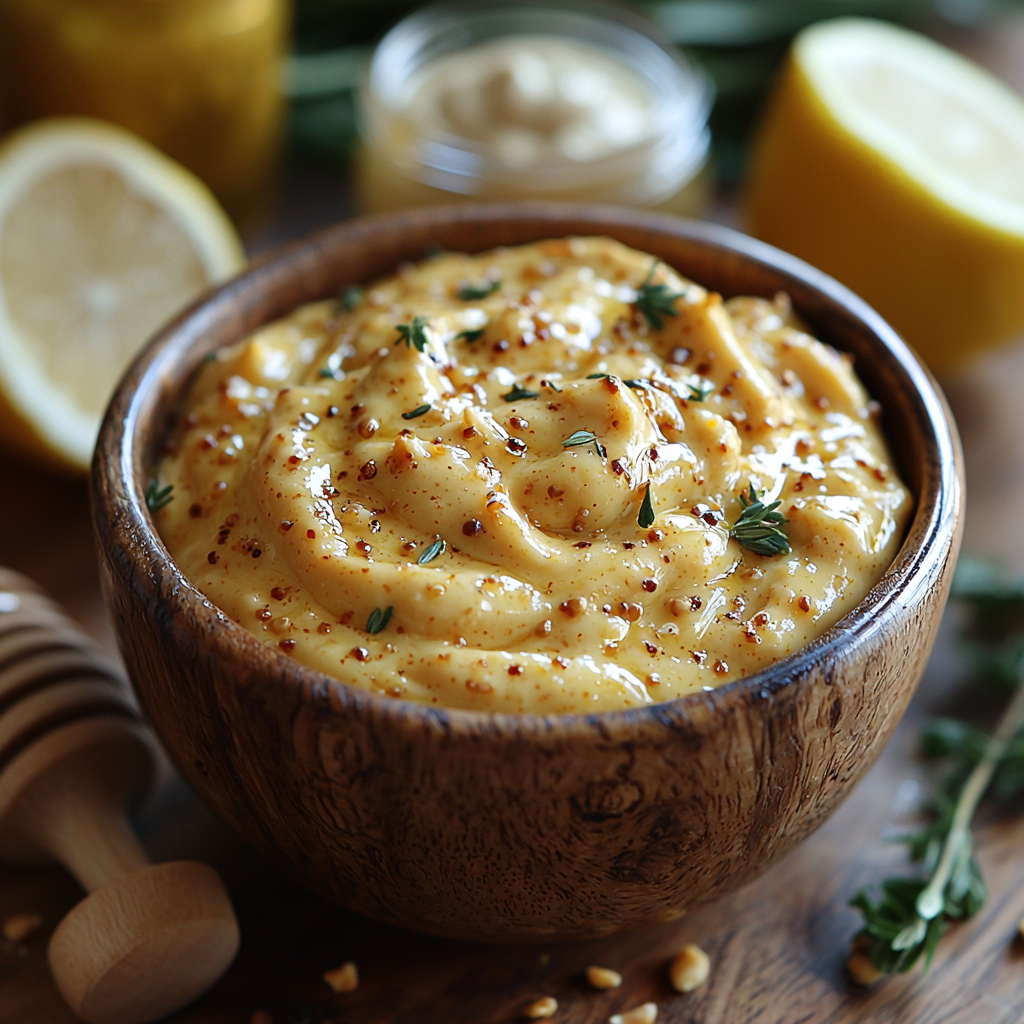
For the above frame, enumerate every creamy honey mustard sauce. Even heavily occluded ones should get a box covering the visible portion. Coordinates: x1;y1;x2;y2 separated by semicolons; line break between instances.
155;238;910;713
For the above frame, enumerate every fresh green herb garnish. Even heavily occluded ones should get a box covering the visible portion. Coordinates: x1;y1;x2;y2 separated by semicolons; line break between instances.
417;538;447;566
562;430;606;458
637;483;656;529
851;679;1024;977
456;328;485;343
503;384;540;402
848;556;1024;981
402;404;431;420
587;372;649;390
395;316;431;353
318;368;339;379
456;279;501;301
730;482;790;556
687;380;714;402
146;480;174;512
366;606;394;635
635;259;685;331
338;285;363;312
541;379;562;392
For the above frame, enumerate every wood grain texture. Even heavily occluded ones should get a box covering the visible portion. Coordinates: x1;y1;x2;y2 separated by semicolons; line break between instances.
90;205;963;941
0;570;240;1024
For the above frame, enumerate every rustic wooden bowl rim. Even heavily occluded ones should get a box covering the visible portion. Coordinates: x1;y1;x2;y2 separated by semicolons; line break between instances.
93;203;960;737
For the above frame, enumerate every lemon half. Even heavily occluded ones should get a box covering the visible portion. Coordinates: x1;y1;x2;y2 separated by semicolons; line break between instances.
745;18;1024;374
0;118;245;472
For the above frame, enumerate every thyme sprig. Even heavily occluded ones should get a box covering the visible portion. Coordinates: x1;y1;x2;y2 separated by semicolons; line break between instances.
730;482;790;556
457;279;501;301
417;538;446;566
635;259;685;331
638;483;656;529
852;678;1024;976
504;383;539;402
395;316;431;353
562;430;606;459
337;285;363;312
849;557;1024;980
587;372;650;391
146;480;174;512
366;606;393;635
687;379;714;402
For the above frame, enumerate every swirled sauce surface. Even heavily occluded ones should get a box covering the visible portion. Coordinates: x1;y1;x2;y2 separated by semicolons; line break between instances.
155;238;910;713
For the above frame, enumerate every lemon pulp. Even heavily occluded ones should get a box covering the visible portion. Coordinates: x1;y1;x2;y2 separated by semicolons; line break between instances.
745;18;1024;374
0;118;244;472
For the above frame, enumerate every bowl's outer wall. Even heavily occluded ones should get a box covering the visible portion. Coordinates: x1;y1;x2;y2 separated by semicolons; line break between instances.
92;205;963;941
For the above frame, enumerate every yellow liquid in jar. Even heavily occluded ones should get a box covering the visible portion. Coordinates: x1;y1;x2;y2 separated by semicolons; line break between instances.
0;0;287;225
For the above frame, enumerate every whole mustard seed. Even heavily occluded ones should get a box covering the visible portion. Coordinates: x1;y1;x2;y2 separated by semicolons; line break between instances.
322;960;359;993
2;912;42;943
609;1002;657;1024
585;964;622;990
668;944;710;993
524;995;558;1019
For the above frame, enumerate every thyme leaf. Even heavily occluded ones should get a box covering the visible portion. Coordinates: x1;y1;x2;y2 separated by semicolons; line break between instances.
457;279;501;301
417;538;447;565
730;482;790;556
456;328;485;343
366;606;393;635
503;383;540;402
541;379;562;392
687;379;714;402
638;483;655;529
562;429;607;458
586;372;649;390
635;259;685;331
402;404;431;420
146;480;174;512
395;316;431;353
337;285;363;312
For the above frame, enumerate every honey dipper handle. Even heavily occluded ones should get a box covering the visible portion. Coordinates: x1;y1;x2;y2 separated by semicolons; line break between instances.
30;765;151;892
0;717;154;881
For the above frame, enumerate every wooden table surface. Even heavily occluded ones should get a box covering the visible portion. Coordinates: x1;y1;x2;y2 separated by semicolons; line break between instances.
4;17;1024;1024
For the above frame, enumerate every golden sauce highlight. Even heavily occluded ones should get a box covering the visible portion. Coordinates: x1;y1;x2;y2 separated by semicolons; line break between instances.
155;238;910;713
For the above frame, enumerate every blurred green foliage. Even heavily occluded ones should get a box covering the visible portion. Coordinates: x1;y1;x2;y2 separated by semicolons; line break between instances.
288;0;1022;181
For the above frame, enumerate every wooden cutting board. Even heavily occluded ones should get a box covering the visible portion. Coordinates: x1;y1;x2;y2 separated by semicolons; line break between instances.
1;337;1024;1024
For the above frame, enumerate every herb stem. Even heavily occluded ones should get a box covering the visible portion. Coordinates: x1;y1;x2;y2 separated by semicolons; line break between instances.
916;674;1024;920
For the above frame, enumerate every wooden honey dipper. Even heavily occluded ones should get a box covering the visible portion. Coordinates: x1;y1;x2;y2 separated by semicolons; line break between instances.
0;568;239;1024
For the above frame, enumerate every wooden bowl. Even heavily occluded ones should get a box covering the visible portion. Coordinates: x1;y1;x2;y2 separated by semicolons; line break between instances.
91;204;963;942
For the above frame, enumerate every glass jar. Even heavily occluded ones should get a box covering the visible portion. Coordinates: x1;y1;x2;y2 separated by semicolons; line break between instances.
355;0;714;217
0;0;288;225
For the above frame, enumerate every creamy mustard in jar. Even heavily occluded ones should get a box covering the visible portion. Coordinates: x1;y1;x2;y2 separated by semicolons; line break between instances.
155;238;910;713
355;2;713;215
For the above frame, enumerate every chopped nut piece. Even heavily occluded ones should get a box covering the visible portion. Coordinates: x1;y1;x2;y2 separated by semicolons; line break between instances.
585;965;622;989
525;995;558;1018
609;1002;657;1024
668;944;710;993
3;912;42;943
846;948;882;987
322;960;359;993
